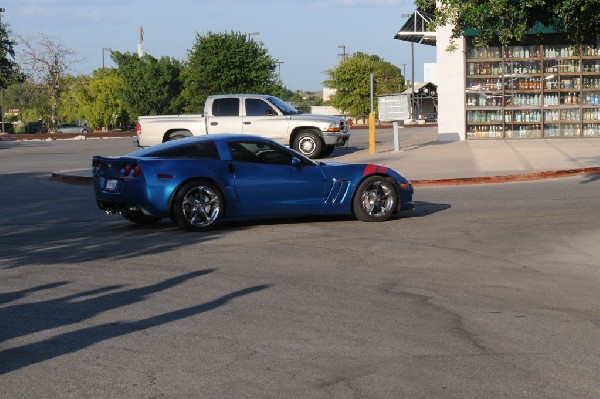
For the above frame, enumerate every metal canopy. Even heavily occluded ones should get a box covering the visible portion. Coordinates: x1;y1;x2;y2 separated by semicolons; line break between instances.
394;9;436;46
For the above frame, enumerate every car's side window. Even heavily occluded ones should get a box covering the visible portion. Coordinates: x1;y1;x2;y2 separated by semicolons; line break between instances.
228;141;294;165
245;99;276;116
212;98;239;116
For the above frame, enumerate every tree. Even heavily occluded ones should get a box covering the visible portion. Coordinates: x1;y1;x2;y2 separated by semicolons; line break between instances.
17;34;79;130
4;80;48;127
181;31;283;112
59;69;129;130
112;51;184;117
324;52;404;116
0;21;25;132
416;0;600;49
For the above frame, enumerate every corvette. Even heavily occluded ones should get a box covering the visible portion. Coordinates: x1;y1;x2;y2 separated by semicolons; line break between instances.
92;134;414;231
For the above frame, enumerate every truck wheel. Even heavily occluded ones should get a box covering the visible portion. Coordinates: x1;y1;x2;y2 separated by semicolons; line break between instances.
293;130;323;159
166;130;191;141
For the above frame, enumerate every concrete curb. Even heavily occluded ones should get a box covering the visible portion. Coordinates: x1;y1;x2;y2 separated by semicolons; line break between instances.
50;170;93;186
51;166;600;187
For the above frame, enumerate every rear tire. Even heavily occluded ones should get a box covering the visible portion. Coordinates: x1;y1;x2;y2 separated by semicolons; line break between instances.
293;130;323;159
167;130;191;141
353;176;398;222
172;180;224;231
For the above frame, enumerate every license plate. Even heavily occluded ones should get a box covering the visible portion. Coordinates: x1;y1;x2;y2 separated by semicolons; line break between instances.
105;179;118;192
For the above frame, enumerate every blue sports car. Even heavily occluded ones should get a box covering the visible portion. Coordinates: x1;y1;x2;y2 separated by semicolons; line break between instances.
93;134;415;231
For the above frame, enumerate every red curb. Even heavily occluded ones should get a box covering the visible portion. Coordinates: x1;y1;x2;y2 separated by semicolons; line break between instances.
412;167;600;187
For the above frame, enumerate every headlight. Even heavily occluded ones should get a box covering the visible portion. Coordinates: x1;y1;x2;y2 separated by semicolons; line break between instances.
325;122;341;132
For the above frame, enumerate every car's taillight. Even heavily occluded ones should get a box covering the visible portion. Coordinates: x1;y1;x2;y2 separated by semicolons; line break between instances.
92;160;104;175
120;162;141;177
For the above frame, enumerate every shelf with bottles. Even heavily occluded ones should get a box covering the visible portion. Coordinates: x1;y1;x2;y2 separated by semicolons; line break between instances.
505;124;542;138
583;77;600;89
543;45;580;59
466;77;503;92
542;108;582;123
466;46;502;60
504;76;542;91
504;60;542;75
582;123;600;137
582;59;600;74
466;110;504;123
581;92;600;106
507;109;542;123
466;61;504;76
582;107;600;121
466;92;504;107
542;124;582;137
466;125;505;139
503;45;540;60
505;93;542;107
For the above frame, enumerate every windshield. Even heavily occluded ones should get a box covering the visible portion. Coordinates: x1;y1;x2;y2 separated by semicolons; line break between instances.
268;96;301;115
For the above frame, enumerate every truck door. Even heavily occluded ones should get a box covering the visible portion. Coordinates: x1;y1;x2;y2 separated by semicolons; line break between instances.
242;98;289;143
206;97;244;134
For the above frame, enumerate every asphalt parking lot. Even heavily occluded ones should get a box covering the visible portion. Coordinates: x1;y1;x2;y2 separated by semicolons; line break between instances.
1;135;599;398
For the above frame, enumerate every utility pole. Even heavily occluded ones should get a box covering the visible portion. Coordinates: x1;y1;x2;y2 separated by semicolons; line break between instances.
0;7;5;134
137;27;144;58
337;45;346;62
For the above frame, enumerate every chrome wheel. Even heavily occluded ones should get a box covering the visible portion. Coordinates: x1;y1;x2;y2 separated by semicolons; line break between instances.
353;176;397;222
173;181;224;231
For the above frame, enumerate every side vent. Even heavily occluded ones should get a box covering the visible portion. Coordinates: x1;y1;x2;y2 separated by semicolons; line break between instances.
325;179;350;204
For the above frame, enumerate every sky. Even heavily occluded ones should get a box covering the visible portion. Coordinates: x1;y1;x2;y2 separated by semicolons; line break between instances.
5;0;436;92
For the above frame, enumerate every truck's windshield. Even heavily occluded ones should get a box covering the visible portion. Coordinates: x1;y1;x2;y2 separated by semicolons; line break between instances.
268;96;301;115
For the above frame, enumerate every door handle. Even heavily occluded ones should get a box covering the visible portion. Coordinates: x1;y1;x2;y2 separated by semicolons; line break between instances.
210;122;218;126
243;121;251;125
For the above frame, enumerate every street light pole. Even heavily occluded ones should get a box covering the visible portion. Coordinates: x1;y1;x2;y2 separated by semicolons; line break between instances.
246;32;260;40
276;60;284;78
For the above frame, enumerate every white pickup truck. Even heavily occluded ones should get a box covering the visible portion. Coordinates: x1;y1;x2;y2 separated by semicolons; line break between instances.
135;94;351;158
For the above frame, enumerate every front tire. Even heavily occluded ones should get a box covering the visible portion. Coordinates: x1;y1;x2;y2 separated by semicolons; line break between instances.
353;176;398;222
172;180;224;231
293;130;323;159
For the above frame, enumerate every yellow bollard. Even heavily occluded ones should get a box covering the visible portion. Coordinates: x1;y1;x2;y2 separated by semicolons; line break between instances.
368;112;376;155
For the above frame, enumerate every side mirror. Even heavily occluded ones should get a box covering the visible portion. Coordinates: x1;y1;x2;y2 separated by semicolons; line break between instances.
291;157;301;167
265;109;277;116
